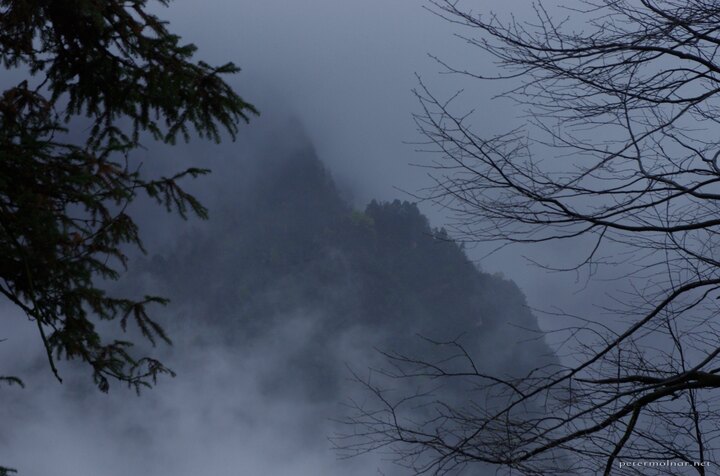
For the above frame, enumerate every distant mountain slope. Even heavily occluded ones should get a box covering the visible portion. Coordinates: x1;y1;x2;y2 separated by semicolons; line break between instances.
143;140;556;401
0;135;558;476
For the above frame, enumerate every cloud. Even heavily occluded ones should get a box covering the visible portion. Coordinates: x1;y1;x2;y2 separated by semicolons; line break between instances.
0;2;564;475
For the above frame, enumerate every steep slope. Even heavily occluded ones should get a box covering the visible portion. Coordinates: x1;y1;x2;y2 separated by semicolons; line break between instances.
0;136;558;476
143;140;555;402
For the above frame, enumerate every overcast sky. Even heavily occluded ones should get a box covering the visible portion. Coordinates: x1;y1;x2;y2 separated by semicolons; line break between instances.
150;0;608;323
1;1;623;475
164;0;615;328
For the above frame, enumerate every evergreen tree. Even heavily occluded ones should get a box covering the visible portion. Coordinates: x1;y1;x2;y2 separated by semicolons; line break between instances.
0;0;256;402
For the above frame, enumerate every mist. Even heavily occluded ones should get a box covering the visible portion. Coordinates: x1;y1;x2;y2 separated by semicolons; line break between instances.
2;2;574;475
1;127;555;475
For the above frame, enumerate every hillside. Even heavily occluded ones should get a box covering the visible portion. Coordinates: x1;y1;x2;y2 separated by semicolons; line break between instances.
142;141;555;402
0;137;557;476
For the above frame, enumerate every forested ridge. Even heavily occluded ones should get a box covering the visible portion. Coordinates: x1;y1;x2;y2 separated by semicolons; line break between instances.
141;138;555;401
0;132;557;476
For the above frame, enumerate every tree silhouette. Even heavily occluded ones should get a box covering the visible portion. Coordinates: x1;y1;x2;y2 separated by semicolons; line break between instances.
0;0;256;401
340;1;720;474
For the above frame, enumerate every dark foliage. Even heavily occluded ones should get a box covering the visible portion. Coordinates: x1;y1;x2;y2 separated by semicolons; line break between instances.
0;0;256;400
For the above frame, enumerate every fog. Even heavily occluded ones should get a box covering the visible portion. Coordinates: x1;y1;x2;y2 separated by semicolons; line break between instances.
157;0;609;321
1;1;608;475
1;129;556;475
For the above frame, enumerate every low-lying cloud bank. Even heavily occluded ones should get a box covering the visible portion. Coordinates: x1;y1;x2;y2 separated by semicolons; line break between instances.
1;127;555;475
